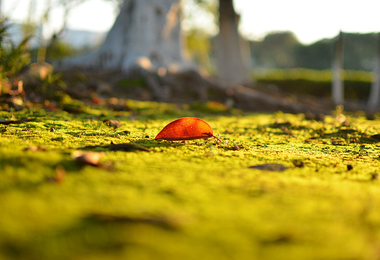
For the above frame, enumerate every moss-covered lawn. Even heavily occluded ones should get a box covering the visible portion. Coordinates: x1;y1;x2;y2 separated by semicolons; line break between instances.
1;101;380;260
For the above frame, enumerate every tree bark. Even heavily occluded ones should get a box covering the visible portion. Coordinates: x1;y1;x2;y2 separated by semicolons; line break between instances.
216;0;250;83
58;0;185;72
331;31;344;105
368;33;380;111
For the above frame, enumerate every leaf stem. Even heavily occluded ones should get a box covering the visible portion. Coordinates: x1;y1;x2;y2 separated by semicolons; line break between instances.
212;135;222;143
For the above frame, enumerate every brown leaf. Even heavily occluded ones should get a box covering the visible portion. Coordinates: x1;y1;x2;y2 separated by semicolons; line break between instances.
87;213;181;230
55;166;66;182
46;166;66;183
23;146;46;152
103;119;121;128
249;164;289;172
292;160;304;168
304;112;325;122
0;118;30;125
74;152;103;167
271;121;291;129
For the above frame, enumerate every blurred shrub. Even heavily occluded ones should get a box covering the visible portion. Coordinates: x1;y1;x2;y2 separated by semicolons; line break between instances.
0;19;31;79
45;36;78;61
184;29;215;74
29;35;93;62
0;18;32;98
253;68;374;100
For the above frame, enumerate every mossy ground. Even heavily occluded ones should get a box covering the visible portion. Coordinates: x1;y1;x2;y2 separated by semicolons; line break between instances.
1;100;380;260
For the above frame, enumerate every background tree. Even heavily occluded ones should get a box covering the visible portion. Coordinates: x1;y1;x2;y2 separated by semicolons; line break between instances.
216;0;250;83
368;33;380;110
332;31;344;105
250;32;300;69
58;0;252;84
59;0;184;72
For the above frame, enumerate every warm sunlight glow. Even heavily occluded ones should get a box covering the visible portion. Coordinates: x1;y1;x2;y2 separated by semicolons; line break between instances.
2;0;380;44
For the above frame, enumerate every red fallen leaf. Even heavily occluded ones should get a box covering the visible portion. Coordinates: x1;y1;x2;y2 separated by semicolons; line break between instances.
155;117;221;142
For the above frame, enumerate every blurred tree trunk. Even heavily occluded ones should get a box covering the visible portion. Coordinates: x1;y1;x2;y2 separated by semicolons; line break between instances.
368;33;380;110
216;0;250;83
59;0;184;71
57;0;211;101
331;31;344;105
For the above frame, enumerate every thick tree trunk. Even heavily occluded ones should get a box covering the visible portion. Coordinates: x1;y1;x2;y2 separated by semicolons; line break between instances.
216;0;250;83
331;31;344;105
368;33;380;111
58;0;185;72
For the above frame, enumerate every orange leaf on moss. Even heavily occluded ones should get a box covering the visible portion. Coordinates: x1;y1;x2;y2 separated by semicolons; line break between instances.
155;117;220;142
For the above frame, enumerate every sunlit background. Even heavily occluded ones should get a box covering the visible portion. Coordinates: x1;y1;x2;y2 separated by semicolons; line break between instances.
3;0;380;44
2;0;380;105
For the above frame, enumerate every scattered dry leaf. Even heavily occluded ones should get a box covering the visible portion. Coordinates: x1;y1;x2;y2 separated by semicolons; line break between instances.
292;160;304;168
249;164;289;172
47;166;66;183
87;213;182;230
0;119;30;125
74;152;103;167
23;146;46;152
103;119;121;128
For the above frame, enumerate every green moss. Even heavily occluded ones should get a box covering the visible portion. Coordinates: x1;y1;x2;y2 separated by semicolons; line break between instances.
1;104;380;259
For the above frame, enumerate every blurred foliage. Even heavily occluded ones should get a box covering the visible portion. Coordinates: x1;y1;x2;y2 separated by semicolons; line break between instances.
184;29;215;74
250;32;379;72
254;69;373;82
182;0;218;73
293;39;333;70
45;35;78;61
189;100;240;114
183;0;218;31
26;35;95;63
0;18;68;106
254;68;374;100
39;71;67;100
250;32;299;69
0;19;31;78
